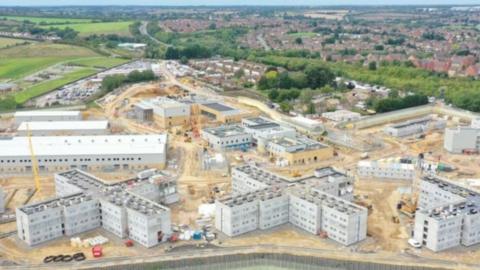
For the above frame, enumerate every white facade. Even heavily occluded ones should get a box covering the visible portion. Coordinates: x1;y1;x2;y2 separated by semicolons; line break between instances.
241;117;296;146
17;121;109;136
384;116;446;137
357;160;415;180
0;187;5;214
139;97;191;118
413;176;480;252
201;125;252;151
0;134;167;174
321;110;361;122
14;110;81;125
444;126;480;154
17;169;174;248
216;164;367;246
16;193;100;246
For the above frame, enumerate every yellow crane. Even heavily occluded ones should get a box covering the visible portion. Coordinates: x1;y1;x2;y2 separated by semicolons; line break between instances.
26;123;41;191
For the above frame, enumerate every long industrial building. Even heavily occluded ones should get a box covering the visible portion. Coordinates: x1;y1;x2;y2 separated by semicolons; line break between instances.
16;120;109;136
17;169;177;247
357;159;416;180
0;134;167;174
384;116;446;137
14;110;82;125
216;164;367;246
412;176;480;252
444;118;480;153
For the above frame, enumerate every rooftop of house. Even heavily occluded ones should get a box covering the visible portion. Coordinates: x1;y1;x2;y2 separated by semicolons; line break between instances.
202;125;248;138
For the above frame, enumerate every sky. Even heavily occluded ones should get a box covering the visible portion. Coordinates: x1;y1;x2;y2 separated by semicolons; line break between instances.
3;0;480;6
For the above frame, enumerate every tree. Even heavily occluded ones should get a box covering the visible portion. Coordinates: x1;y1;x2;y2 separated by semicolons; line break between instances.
180;56;188;65
280;101;292;113
268;89;279;101
295;37;303;45
304;64;334;89
306;102;316;114
388;89;399;98
165;47;180;59
368;61;377;71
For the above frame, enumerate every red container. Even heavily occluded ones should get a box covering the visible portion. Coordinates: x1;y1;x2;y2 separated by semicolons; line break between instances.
92;245;103;258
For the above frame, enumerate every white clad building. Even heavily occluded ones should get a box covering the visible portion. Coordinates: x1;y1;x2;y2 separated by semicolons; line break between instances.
16;193;100;246
241;117;296;147
17;120;109;136
0;187;5;214
357;159;415;180
14;110;81;125
413;176;480;252
444;119;480;153
384;116;446;138
201;125;252;151
18;169;175;248
321;110;361;122
216;164;367;246
0;134;167;174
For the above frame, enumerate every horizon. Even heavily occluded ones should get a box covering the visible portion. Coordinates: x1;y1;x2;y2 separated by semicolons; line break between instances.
2;0;480;7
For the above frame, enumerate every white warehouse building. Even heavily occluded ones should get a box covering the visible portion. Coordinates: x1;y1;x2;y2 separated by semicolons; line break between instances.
384;116;446;138
201;125;252;151
0;134;167;174
14;110;82;125
321;110;361;123
444;119;480;154
17;120;109;136
357;159;415;180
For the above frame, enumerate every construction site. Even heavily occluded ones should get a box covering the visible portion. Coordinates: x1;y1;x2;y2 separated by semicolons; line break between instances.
1;60;480;270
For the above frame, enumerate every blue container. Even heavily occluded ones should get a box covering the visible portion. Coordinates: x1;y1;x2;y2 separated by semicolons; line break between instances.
192;231;203;240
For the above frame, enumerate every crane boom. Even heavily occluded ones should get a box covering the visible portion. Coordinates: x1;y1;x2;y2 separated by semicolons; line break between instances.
26;123;41;191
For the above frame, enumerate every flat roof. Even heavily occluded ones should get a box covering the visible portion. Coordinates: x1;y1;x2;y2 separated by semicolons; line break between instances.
202;125;248;138
203;102;235;112
17;121;109;131
0;134;167;157
15;110;80;117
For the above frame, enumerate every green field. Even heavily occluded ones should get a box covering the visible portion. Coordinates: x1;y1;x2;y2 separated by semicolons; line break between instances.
0;43;99;80
41;21;133;36
66;57;129;68
0;37;30;49
14;68;97;104
1;15;92;25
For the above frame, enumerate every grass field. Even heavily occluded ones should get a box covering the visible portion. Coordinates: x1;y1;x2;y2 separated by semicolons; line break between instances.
0;37;30;48
1;15;92;25
14;68;97;104
0;43;100;80
41;21;133;36
67;57;129;68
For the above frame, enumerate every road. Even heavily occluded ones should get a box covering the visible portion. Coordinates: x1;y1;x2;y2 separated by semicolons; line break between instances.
139;21;171;48
256;33;270;51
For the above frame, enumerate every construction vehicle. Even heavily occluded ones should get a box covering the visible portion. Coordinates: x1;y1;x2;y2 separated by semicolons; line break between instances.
27;124;41;195
398;194;417;218
291;170;302;178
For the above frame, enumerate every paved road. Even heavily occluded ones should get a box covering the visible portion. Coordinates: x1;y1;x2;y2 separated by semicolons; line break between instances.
256;33;270;51
139;21;171;48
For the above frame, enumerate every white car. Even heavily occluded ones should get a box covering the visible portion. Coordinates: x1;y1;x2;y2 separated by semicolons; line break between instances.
408;238;422;248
